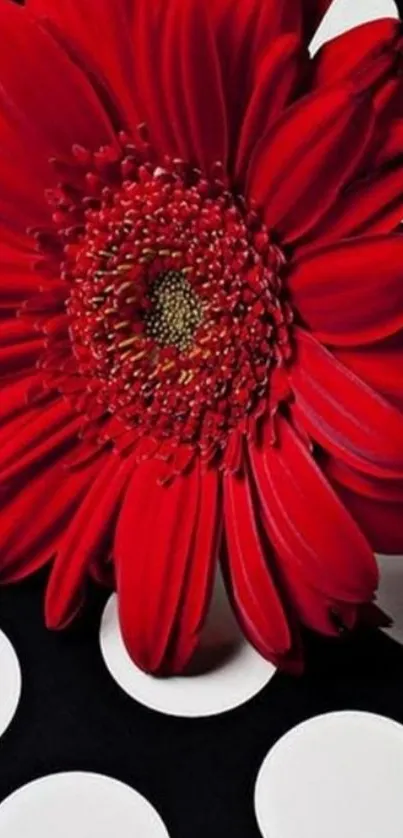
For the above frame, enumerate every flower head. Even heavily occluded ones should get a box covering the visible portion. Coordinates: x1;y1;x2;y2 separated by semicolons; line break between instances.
1;0;403;674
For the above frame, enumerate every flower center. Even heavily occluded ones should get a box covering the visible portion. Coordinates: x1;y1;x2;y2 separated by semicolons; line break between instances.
41;132;294;464
144;270;204;351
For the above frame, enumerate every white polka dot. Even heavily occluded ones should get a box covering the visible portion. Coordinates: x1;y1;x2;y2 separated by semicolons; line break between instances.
310;0;398;55
377;554;403;645
255;711;403;838
0;772;169;837
100;573;275;717
0;629;21;739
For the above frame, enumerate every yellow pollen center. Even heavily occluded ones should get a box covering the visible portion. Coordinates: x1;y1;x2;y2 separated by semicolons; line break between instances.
144;270;204;352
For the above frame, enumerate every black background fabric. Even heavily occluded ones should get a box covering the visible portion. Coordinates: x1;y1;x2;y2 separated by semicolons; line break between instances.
1;3;403;837
2;573;403;838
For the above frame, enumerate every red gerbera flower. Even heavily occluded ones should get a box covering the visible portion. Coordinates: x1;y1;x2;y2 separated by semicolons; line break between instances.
1;0;403;674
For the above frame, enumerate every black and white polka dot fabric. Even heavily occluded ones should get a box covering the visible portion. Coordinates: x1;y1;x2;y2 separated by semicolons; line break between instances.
1;2;403;837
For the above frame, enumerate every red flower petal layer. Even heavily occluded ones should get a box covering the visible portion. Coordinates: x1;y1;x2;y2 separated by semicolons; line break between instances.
115;457;219;674
247;84;374;241
289;236;403;345
291;330;403;480
0;1;401;677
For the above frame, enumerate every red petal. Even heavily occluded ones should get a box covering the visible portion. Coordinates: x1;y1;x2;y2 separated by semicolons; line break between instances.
0;453;100;583
0;146;53;231
332;484;403;556
45;454;134;629
211;0;302;49
0;402;45;451
291;329;403;479
312;18;400;87
374;75;403;125
0;375;45;425
211;0;302;153
267;534;358;635
115;456;217;674
30;0;139;129
334;337;403;412
0;413;84;489
0;2;115;153
165;467;220;673
299;165;403;251
0;339;44;377
222;466;292;660
0;398;79;476
247;85;374;241
0;266;42;309
0;227;34;257
249;417;377;604
324;457;403;504
373;119;403;168
128;1;178;157
289;236;403;345
0;3;115;228
278;565;358;637
327;458;403;552
164;0;227;170
0;319;37;347
235;34;307;182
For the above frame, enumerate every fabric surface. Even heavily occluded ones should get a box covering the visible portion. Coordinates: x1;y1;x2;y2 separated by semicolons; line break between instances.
1;570;403;837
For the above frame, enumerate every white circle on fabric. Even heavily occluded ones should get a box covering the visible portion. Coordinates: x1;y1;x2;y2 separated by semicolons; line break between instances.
0;629;21;739
0;772;169;837
255;711;403;838
99;572;276;718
